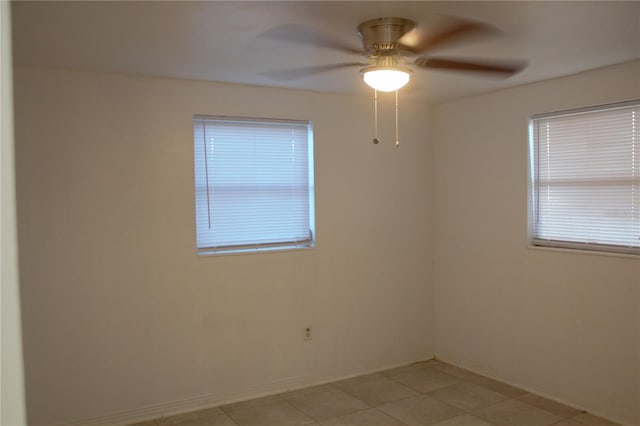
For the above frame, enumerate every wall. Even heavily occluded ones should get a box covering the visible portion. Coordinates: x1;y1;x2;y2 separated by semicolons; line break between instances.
433;60;640;425
13;68;434;425
1;1;27;424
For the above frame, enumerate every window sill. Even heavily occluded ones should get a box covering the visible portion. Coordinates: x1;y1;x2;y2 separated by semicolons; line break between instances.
527;243;639;259
197;244;315;257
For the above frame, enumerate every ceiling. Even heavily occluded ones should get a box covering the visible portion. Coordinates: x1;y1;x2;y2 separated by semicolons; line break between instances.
11;1;640;103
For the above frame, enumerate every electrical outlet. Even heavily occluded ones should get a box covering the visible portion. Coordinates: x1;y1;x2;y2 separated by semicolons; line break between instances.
304;326;312;341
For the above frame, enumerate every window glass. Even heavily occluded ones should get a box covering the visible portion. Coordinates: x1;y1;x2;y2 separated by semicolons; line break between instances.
194;116;315;254
529;100;639;255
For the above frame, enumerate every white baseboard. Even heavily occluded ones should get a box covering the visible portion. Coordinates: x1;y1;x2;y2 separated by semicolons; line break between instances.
434;356;636;426
55;357;435;426
57;375;304;426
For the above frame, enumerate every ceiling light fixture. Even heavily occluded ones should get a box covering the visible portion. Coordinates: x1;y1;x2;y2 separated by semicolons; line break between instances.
361;56;412;147
361;59;412;147
362;66;412;92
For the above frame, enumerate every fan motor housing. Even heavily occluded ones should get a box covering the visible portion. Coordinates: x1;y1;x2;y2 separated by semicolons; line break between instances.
358;17;416;54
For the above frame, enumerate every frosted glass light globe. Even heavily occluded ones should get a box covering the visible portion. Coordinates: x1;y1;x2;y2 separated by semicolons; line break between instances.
363;68;411;92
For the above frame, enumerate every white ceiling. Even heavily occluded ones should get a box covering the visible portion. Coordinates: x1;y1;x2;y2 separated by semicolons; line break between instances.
11;1;640;103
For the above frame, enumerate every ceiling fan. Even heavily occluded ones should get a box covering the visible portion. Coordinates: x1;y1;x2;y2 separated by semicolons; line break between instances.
263;16;526;92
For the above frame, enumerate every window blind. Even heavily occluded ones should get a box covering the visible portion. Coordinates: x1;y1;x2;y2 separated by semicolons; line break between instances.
193;116;314;253
530;100;639;254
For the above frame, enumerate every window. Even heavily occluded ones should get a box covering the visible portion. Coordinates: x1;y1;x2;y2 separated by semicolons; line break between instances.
193;116;315;254
529;100;639;255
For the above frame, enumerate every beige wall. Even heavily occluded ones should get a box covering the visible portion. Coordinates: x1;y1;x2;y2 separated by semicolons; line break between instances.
433;60;640;425
13;59;640;426
13;68;434;425
1;1;27;424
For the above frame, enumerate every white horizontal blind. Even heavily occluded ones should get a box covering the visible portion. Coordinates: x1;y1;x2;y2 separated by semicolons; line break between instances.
531;100;639;254
193;116;314;253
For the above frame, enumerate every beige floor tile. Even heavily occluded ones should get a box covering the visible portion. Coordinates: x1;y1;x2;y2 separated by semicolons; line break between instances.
226;400;314;426
472;399;563;426
332;373;385;389
427;382;507;411
338;377;418;406
198;414;239;426
221;395;282;413
430;364;487;382
319;408;407;426
389;368;460;393
430;413;495;426
379;394;463;425
467;376;528;398
287;389;369;421
156;412;237;426
155;407;231;425
570;413;621;426
280;384;338;400
517;393;583;418
551;420;586;426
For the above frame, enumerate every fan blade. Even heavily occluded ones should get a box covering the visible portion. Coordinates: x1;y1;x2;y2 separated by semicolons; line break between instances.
262;62;367;81
415;57;526;76
398;19;498;55
261;24;363;55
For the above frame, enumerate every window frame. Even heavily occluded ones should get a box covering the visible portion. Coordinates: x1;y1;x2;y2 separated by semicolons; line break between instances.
527;99;640;256
193;115;316;255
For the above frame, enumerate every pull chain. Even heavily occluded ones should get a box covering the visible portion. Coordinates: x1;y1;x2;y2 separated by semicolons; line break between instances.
371;89;401;147
373;89;380;144
395;89;399;147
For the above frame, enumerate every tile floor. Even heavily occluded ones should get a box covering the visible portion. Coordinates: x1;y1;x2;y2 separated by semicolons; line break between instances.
130;360;620;426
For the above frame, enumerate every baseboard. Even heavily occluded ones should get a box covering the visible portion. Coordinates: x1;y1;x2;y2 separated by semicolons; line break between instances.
55;357;435;426
57;375;304;426
434;356;636;426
